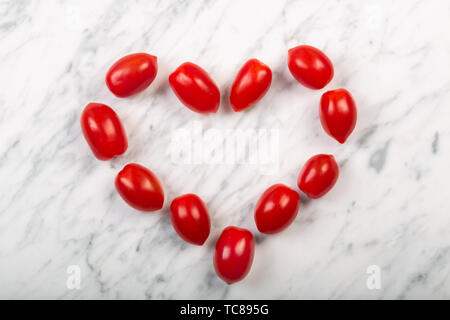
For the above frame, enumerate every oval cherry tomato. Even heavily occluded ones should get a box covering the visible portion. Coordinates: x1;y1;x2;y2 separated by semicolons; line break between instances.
170;194;211;245
115;163;164;212
169;62;220;114
320;89;357;144
288;45;334;90
230;58;272;112
106;53;158;98
297;154;339;199
80;102;127;161
213;226;255;284
254;184;300;234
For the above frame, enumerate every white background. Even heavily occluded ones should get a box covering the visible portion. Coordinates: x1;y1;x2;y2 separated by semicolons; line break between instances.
0;0;449;299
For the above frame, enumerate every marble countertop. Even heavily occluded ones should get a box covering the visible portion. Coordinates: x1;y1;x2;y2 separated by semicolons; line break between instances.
1;0;450;299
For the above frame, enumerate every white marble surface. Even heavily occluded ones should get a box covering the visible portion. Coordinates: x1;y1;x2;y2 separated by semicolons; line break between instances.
1;0;450;299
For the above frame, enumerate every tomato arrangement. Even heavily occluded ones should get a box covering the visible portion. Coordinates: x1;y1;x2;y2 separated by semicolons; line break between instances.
81;44;357;285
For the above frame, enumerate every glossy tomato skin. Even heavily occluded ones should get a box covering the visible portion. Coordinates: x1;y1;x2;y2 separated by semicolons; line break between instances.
80;103;128;161
170;194;211;245
297;154;339;199
169;62;220;114
106;53;157;98
230;58;272;112
254;184;300;234
288;45;334;90
214;226;255;285
115;163;164;212
320;89;357;144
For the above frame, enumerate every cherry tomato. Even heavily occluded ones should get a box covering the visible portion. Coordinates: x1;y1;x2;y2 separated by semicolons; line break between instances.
297;154;339;199
320;89;357;144
115;163;164;212
213;226;255;284
254;184;300;234
229;58;272;112
169;62;220;114
288;45;334;90
106;53;158;98
170;194;211;245
80;102;128;161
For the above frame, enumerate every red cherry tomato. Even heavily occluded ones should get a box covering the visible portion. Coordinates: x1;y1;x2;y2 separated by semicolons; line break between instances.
169;62;220;114
214;226;255;284
170;194;211;245
320;89;357;144
115;163;164;212
288;45;334;90
297;154;339;199
254;184;300;234
230;58;272;112
106;53;158;98
80;102;127;161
